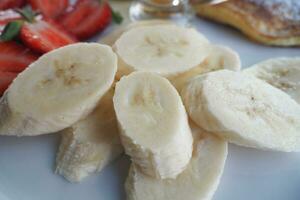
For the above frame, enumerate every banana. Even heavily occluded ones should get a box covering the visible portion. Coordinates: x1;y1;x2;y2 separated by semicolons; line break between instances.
125;122;228;200
113;24;210;79
0;43;117;136
200;44;241;72
244;57;300;103
55;88;123;183
182;69;300;152
100;20;173;46
113;72;193;179
170;44;241;90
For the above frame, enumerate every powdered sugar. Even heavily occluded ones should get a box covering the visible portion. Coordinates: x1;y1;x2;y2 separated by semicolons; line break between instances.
247;0;300;21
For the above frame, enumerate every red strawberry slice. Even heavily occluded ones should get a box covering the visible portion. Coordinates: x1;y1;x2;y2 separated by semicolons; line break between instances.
28;0;69;19
0;41;39;72
20;18;77;53
0;10;21;33
0;71;18;95
60;0;112;40
0;0;26;10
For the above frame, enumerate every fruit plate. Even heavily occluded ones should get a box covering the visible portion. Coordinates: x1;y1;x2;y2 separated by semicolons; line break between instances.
1;5;300;200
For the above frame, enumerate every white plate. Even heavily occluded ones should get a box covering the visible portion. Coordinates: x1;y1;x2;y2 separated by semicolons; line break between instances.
1;3;300;200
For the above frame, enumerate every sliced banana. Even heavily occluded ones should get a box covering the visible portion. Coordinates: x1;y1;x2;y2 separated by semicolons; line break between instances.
100;20;173;46
125;122;228;200
244;57;300;103
200;45;241;72
114;24;209;79
113;72;193;179
0;43;117;136
55;89;123;183
171;44;241;90
182;70;300;152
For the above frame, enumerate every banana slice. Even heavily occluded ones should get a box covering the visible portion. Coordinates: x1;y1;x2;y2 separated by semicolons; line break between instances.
113;72;193;179
114;24;209;79
0;43;117;136
100;20;173;46
182;70;300;152
244;57;300;103
171;44;241;90
125;122;228;200
55;89;123;183
200;45;241;72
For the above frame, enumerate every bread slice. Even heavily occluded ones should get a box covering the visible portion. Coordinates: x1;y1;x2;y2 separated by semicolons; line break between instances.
193;0;300;46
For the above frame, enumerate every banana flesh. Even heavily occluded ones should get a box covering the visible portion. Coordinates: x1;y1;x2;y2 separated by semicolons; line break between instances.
114;24;210;79
125;122;228;200
171;44;241;90
0;43;117;136
56;89;123;182
113;72;193;179
182;69;300;151
100;20;173;46
244;57;300;103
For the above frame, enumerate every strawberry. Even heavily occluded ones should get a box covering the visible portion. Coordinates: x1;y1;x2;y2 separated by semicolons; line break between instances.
60;0;112;40
0;71;18;95
0;0;26;10
20;18;77;53
0;41;39;72
0;9;21;25
0;8;77;53
0;9;21;33
28;0;69;19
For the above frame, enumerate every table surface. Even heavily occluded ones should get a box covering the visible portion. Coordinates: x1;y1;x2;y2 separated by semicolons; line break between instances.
0;1;299;200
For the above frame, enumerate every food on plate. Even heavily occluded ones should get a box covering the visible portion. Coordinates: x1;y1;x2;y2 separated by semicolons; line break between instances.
60;0;112;40
56;88;123;183
102;20;232;92
244;57;300;104
19;17;77;54
113;72;193;179
182;69;300;152
0;41;38;73
0;0;25;10
100;19;173;46
0;0;119;90
0;0;121;46
28;0;69;19
125;122;228;200
0;15;298;200
171;44;241;90
113;24;210;79
0;9;21;33
0;41;38;95
0;71;17;95
193;0;300;46
0;8;77;53
0;43;117;136
199;45;241;72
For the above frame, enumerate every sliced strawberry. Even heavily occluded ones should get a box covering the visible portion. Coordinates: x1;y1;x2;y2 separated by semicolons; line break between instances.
28;0;69;19
0;10;21;33
0;41;39;72
60;0;112;40
0;0;26;10
20;18;77;53
0;71;18;95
